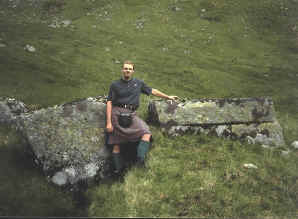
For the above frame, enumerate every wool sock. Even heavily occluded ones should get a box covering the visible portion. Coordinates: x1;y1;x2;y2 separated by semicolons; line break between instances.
112;152;123;173
137;140;150;162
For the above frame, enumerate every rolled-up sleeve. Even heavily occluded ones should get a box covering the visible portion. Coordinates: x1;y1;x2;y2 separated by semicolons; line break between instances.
141;81;152;96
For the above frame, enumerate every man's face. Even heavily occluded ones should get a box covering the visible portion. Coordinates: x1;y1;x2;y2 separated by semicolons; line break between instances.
122;63;134;81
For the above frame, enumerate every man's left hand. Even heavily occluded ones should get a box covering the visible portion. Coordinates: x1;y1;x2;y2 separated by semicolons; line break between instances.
168;96;179;101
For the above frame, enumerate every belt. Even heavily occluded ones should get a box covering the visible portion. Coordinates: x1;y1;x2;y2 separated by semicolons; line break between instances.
113;103;138;111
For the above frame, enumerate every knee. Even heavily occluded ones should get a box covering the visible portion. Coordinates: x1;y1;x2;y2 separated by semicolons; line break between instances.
113;145;120;153
142;134;152;142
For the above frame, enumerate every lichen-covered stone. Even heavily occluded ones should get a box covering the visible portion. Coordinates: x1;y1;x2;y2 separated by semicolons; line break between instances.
0;97;28;125
1;96;111;186
148;98;285;147
232;123;258;138
257;121;285;146
231;121;283;146
148;97;275;126
291;141;298;149
233;121;284;146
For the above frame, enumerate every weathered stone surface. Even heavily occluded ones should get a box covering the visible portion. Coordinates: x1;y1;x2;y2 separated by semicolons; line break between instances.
291;141;298;149
148;97;275;126
0;97;28;125
243;163;258;169
1;96;111;186
148;98;285;146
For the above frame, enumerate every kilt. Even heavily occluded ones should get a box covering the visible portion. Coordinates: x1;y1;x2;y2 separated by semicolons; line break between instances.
107;106;151;145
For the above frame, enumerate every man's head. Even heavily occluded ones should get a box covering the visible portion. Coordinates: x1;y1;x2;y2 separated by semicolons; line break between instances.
122;60;134;81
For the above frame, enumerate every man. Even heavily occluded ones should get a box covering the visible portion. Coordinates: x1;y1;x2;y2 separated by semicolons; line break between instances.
106;60;178;176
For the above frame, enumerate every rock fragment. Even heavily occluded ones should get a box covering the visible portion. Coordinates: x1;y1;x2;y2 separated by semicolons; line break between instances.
24;44;36;52
291;141;298;149
243;163;258;169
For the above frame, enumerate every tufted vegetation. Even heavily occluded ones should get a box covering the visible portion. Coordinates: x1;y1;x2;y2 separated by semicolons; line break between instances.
0;0;298;217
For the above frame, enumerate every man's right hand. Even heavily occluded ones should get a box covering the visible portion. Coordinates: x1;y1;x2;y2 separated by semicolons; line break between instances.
106;123;114;133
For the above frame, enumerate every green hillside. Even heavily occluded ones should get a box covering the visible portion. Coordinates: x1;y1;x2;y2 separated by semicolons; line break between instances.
0;0;298;217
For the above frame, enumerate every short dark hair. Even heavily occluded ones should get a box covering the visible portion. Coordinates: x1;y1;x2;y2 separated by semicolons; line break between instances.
123;60;134;70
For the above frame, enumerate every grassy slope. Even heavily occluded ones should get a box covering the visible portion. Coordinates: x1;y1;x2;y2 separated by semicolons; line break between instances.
0;0;298;217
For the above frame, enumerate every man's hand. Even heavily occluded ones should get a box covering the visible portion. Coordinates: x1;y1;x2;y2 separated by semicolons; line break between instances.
152;89;180;101
106;122;114;133
168;96;179;101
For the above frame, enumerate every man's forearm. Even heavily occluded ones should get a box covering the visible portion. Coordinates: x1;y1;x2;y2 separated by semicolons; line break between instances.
106;101;112;125
151;88;170;99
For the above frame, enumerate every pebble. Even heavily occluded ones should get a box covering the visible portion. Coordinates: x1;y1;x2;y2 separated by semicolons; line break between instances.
24;44;36;52
0;43;6;47
243;163;258;169
61;20;72;27
52;171;68;186
246;136;255;144
261;144;271;149
172;6;181;11
48;20;72;28
291;141;298;149
48;23;58;28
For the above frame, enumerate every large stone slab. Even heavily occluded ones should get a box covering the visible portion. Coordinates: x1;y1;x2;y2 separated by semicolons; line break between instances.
148;97;275;126
147;97;285;146
0;96;111;186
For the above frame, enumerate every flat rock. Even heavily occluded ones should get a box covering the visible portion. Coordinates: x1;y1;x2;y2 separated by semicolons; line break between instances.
1;96;111;186
147;97;285;147
148;97;276;126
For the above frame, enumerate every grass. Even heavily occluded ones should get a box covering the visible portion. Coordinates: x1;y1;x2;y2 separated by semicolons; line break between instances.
87;132;298;217
0;0;298;217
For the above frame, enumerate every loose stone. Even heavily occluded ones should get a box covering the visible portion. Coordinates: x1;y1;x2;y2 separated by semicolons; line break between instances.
291;141;298;149
243;163;258;169
24;44;36;52
61;20;72;27
52;171;68;186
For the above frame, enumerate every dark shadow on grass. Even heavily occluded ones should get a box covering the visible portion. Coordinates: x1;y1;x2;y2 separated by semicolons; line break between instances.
0;128;87;217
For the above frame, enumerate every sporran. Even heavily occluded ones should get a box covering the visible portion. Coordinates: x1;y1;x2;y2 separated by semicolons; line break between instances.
118;112;133;128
